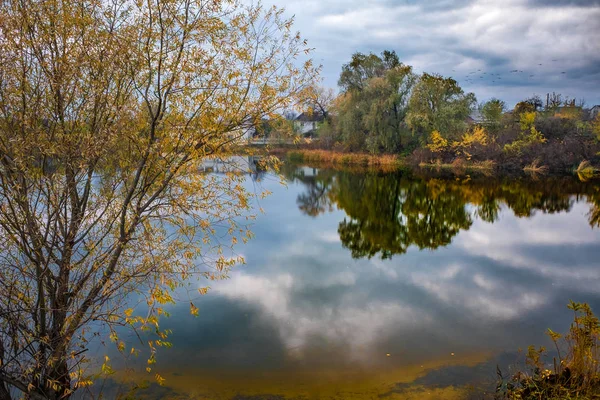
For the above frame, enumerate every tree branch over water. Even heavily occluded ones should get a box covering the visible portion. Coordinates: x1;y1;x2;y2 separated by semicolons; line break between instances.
0;0;318;398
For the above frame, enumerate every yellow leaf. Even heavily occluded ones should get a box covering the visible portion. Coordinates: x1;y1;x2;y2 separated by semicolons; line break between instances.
190;302;199;317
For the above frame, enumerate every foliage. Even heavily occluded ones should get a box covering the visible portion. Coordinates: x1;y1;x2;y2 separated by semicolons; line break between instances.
593;115;600;141
338;50;401;92
544;92;564;113
576;161;600;182
427;130;449;153
315;120;338;149
555;106;583;120
0;0;317;398
287;150;400;169
452;126;490;160
517;96;544;113
520;112;537;133
498;302;600;399
406;73;476;143
459;126;489;147
514;101;536;117
504;112;547;155
304;50;600;172
480;98;506;132
333;53;416;153
303;85;336;119
425;126;495;162
523;159;549;174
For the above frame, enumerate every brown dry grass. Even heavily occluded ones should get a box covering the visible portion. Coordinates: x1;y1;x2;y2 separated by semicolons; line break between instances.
287;150;402;169
523;159;549;174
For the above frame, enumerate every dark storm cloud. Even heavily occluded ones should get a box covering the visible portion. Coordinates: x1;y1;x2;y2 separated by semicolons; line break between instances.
266;0;600;106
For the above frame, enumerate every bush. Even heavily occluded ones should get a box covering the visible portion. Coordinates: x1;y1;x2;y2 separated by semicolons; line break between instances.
315;120;338;149
498;301;600;399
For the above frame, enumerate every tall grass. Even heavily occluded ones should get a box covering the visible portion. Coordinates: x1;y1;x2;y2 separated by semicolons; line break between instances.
287;150;402;168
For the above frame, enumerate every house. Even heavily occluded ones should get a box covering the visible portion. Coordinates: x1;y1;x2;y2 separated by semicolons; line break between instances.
223;116;264;142
589;105;600;120
466;110;484;125
294;112;325;136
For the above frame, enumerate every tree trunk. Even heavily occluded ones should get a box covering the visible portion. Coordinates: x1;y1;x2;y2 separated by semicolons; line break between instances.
0;382;11;400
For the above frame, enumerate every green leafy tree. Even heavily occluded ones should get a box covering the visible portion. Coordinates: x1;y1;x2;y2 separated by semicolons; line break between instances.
338;50;400;93
406;73;476;143
480;98;506;132
333;51;416;153
360;65;416;153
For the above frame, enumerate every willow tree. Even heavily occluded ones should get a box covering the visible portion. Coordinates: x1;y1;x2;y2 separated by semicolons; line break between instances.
406;73;476;143
333;51;415;153
0;0;317;398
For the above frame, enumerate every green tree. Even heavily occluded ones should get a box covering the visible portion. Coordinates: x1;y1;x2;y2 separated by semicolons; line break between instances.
360;65;416;153
333;52;416;153
480;98;506;132
406;73;476;143
338;50;400;92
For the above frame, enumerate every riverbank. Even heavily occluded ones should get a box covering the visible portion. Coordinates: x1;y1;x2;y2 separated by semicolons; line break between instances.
278;148;600;179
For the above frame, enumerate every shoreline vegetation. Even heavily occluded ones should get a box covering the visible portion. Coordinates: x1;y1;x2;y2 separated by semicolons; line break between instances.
257;49;600;178
287;149;402;168
282;148;599;179
497;302;600;400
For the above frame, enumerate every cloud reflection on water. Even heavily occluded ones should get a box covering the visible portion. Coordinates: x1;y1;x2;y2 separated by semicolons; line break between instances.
143;169;600;397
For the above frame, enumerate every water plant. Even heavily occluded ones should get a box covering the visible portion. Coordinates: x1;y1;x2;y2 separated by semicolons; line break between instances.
576;161;600;182
523;159;549;174
498;301;600;399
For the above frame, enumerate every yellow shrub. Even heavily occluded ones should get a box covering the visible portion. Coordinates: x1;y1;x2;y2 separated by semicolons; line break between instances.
427;130;448;153
593;114;600;141
451;126;489;160
519;111;536;133
460;125;488;147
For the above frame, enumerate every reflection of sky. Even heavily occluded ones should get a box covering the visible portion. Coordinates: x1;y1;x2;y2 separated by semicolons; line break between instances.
115;171;600;397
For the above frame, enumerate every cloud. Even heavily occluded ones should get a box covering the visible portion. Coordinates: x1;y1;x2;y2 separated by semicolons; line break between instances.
159;179;600;375
528;0;600;6
214;270;429;361
455;202;600;292
205;195;600;362
267;0;600;106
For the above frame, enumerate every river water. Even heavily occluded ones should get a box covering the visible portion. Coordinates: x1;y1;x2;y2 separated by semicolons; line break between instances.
98;162;600;400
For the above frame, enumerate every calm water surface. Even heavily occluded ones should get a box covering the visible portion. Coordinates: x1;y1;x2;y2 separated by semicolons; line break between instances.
105;163;600;399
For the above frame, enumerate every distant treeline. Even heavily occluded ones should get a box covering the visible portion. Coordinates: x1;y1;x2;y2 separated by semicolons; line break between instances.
303;50;600;172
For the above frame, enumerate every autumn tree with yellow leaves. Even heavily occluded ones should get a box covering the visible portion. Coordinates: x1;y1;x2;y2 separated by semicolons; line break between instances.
0;0;317;398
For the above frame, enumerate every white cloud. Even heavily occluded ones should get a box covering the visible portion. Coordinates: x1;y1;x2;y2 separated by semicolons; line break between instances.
266;0;600;105
455;202;600;291
214;271;428;360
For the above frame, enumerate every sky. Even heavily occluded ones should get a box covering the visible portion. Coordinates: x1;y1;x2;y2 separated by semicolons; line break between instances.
265;0;600;107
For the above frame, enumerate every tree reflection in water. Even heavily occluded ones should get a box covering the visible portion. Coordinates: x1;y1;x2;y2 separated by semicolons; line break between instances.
284;165;600;260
